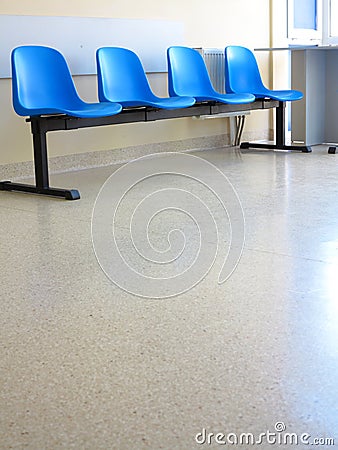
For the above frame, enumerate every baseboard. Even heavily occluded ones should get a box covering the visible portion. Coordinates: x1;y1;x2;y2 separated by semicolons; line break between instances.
0;130;271;181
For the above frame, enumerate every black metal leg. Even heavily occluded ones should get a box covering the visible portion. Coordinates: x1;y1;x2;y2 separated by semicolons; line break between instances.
0;117;80;200
240;101;312;153
32;124;50;190
276;101;285;147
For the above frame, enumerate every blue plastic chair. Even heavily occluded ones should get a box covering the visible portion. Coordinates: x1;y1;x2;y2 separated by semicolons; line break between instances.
11;45;122;118
96;47;196;109
167;46;255;104
224;46;303;101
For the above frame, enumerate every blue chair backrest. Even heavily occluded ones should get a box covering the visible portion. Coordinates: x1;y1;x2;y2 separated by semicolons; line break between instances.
12;46;85;116
167;46;218;97
225;46;266;94
97;47;156;105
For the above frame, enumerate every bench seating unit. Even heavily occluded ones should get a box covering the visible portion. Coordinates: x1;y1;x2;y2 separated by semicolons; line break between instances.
0;45;310;201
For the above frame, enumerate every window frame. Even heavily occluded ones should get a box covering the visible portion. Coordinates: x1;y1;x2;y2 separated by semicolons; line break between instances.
323;0;338;44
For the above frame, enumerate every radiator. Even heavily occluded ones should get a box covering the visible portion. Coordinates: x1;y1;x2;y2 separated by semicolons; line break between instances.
195;48;225;93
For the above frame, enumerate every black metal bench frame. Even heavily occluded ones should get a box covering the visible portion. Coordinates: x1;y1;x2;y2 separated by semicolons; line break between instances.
0;99;312;200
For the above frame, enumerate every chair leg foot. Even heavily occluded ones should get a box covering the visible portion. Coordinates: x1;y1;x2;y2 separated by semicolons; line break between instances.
0;181;80;200
240;142;250;149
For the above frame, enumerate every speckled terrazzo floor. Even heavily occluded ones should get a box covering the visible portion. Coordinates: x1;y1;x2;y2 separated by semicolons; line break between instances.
1;145;338;449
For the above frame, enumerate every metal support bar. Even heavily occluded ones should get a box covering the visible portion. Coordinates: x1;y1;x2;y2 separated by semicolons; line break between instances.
240;101;312;153
240;142;312;152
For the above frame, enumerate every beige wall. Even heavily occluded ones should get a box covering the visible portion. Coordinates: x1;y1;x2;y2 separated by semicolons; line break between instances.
0;0;271;165
270;0;289;89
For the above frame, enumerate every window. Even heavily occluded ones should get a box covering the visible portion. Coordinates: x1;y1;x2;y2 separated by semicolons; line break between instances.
288;0;338;45
287;0;323;43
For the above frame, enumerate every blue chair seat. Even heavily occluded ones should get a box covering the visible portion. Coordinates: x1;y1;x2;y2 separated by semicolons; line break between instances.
245;88;303;102
12;46;122;118
96;47;196;110
167;46;255;104
224;46;303;102
16;101;123;119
